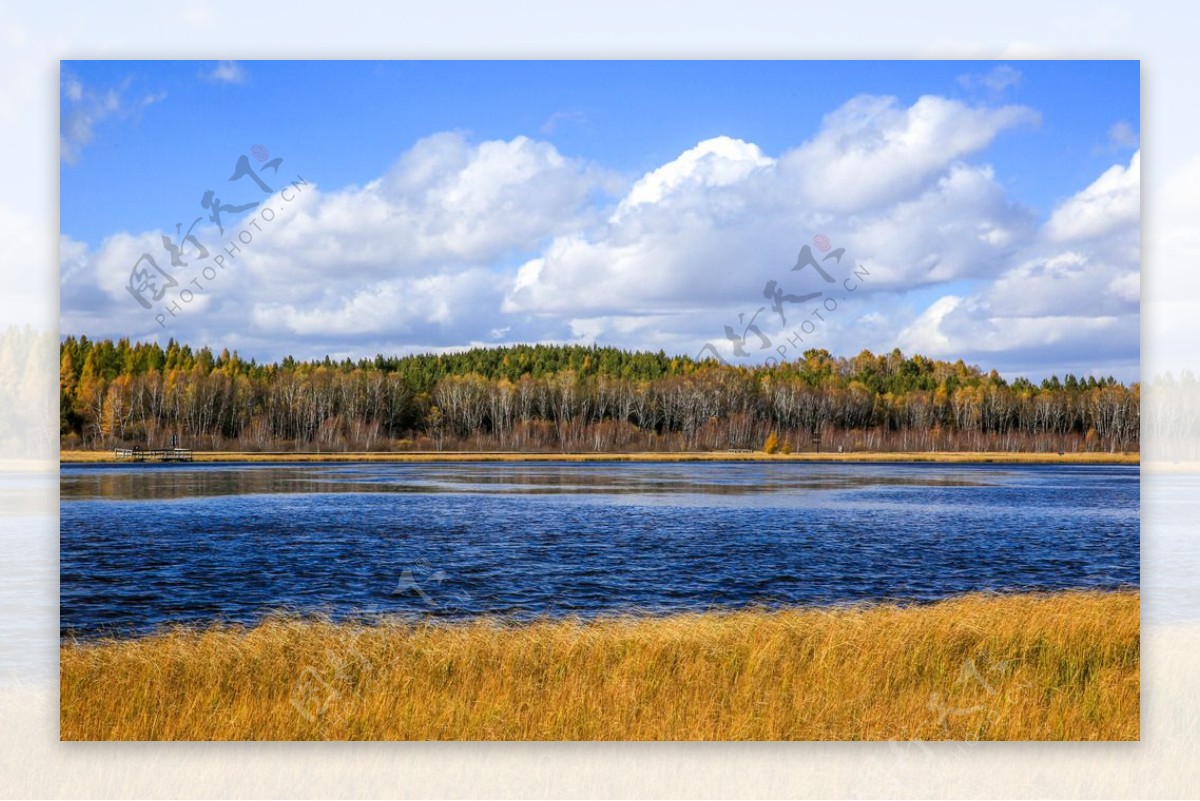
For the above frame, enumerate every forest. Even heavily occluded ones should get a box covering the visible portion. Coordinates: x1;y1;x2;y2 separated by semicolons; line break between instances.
58;336;1141;454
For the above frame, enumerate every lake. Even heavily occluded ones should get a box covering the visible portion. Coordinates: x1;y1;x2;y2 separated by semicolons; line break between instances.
59;461;1139;638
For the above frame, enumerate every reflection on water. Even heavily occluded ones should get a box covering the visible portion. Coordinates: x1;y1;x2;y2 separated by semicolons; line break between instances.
60;462;1139;639
60;462;992;500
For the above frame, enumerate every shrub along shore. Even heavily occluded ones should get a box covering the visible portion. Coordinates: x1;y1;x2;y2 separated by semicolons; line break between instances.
60;449;1139;464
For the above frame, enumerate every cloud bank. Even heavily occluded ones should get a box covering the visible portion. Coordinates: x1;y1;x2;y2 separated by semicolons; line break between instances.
60;93;1139;380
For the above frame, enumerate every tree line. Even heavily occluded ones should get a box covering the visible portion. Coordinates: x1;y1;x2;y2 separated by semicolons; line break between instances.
0;326;57;459
59;337;1140;453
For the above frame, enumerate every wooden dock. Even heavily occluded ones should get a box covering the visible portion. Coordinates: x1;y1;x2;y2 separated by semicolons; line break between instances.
113;447;193;462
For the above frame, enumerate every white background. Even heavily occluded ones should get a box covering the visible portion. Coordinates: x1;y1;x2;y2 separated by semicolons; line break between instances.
2;1;1197;797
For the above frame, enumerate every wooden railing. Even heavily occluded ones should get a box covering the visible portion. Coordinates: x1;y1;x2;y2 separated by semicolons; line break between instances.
113;448;193;462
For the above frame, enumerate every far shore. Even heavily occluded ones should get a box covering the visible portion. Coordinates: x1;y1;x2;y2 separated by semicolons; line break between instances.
59;449;1140;465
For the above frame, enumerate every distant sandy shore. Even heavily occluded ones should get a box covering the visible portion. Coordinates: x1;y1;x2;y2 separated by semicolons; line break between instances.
59;449;1139;465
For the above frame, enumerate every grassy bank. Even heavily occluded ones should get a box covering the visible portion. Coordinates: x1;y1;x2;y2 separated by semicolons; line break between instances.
59;449;1140;465
60;591;1139;741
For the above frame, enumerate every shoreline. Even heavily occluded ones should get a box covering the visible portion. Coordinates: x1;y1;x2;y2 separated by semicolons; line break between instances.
59;449;1140;465
60;585;1142;644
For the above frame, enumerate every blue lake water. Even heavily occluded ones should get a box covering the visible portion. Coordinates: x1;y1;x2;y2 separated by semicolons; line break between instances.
59;462;1140;638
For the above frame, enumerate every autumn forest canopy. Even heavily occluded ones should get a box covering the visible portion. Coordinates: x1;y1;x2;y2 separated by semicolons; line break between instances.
59;337;1140;454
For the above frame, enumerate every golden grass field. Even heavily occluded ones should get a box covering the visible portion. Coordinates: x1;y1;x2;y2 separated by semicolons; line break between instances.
60;591;1138;741
59;449;1140;464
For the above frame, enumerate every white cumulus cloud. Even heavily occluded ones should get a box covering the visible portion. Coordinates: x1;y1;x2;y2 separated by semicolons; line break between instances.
897;152;1140;378
205;60;246;84
780;94;1038;212
1045;151;1140;242
505;94;1039;323
60;94;1138;380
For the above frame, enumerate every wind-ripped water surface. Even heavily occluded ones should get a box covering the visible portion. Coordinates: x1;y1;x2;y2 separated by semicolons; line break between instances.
60;462;1139;638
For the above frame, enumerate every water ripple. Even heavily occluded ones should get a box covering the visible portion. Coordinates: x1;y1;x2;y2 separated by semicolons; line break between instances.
60;462;1139;639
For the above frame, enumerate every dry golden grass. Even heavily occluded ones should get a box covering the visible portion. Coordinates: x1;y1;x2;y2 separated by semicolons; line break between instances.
60;449;1139;465
60;591;1138;741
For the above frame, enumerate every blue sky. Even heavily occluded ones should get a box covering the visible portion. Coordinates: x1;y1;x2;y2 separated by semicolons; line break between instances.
60;60;1140;380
